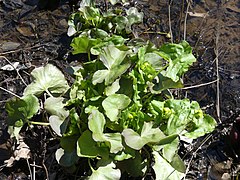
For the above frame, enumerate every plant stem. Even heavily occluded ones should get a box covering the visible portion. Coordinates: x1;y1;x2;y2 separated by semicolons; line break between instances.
88;159;95;172
28;121;50;126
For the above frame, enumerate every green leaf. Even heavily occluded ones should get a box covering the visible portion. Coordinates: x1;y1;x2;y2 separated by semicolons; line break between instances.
184;114;217;139
158;41;196;82
49;115;68;136
170;154;186;173
7;126;22;140
162;138;179;162
44;97;69;120
55;148;79;167
144;52;163;70
23;64;69;96
88;109;123;153
89;162;121;180
105;79;120;96
150;73;183;93
113;16;128;33
104;133;123;153
77;130;108;158
102;94;131;122
163;99;216;139
60;135;79;152
88;109;106;141
71;36;101;55
80;0;94;8
81;6;102;25
117;151;147;177
125;7;143;33
122;122;165;150
152;151;184;180
6;94;39;126
108;0;118;5
92;45;130;85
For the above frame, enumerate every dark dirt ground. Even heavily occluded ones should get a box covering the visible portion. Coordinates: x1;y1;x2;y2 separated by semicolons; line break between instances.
0;0;239;179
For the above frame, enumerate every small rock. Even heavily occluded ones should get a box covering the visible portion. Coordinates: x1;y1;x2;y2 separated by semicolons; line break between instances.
0;42;21;52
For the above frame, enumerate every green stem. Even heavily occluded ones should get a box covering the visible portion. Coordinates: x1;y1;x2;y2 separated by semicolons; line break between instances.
88;159;95;172
28;121;50;126
88;51;91;61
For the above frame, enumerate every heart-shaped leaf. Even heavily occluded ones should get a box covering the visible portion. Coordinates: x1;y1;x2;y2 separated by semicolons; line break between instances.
92;45;130;85
122;122;165;150
24;64;69;97
152;151;184;180
44;97;69;119
102;94;131;122
6;94;39;126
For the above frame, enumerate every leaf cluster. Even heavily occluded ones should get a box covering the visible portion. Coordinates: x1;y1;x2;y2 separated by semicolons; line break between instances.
5;0;217;179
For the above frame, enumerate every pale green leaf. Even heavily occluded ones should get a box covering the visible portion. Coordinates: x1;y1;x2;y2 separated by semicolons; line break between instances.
89;162;121;180
152;151;184;180
23;64;69;96
88;109;123;153
162;138;179;162
92;69;109;85
184;114;217;139
105;79;120;96
88;109;106;141
44;97;69;120
164;99;217;139
92;45;130;85
102;94;131;122
121;128;143;150
100;45;128;69
104;133;123;153
125;7;143;33
144;52;163;70
122;122;165;150
49;115;68;136
7;126;22;140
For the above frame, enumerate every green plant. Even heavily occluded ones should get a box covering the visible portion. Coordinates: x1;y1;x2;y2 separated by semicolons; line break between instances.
5;1;216;179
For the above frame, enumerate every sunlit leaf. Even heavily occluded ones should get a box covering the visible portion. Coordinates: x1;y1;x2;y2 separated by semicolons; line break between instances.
23;64;69;96
104;133;123;153
88;109;106;141
105;79;120;96
162;138;179;162
71;36;101;55
122;122;165;150
88;109;123;153
92;45;130;85
152;151;184;180
102;94;131;122
89;162;121;180
158;41;196;82
49;115;68;136
44;97;69;119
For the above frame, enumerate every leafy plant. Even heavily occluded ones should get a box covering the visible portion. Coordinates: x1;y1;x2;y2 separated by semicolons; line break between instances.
5;0;217;179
